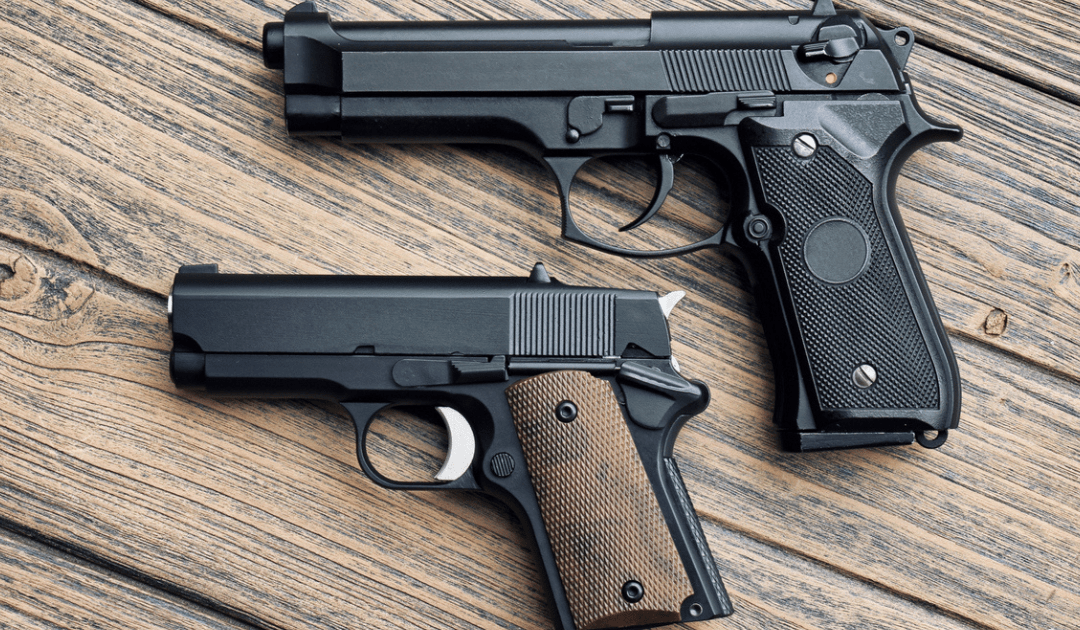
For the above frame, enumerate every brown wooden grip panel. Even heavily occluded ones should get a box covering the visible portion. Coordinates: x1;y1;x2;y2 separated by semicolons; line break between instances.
505;371;692;630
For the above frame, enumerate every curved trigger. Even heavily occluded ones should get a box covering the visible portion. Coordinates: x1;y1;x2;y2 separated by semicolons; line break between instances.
620;153;680;232
433;407;476;482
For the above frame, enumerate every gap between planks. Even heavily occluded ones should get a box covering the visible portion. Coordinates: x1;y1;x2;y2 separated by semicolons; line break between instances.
0;517;263;630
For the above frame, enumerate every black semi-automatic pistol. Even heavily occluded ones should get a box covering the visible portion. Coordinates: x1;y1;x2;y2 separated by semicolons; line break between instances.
262;0;963;451
170;263;733;630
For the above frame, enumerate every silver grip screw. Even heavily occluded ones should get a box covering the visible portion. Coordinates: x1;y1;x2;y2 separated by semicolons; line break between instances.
853;364;877;388
793;133;818;158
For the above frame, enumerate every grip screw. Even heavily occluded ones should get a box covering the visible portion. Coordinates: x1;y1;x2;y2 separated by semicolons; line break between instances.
621;580;645;603
792;133;818;158
853;364;877;388
555;400;578;423
747;217;772;240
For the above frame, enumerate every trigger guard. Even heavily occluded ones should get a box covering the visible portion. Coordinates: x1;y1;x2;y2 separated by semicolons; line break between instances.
564;222;728;258
342;402;480;491
546;154;728;258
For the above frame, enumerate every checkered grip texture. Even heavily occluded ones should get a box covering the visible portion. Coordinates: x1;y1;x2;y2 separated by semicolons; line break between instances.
753;146;939;410
506;371;691;630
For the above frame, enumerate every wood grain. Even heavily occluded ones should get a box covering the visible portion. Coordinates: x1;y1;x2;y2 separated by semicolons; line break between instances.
1;0;1078;629
849;0;1080;102
0;528;253;630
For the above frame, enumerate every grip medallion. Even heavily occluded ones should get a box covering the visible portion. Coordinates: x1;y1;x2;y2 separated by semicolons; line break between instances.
505;371;692;630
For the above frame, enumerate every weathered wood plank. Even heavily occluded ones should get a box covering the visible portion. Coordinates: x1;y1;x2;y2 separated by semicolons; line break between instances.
849;0;1080;102
0;528;253;629
1;1;1078;630
132;0;1080;102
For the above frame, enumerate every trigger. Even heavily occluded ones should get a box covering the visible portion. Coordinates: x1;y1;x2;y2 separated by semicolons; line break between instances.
620;154;679;232
433;407;476;482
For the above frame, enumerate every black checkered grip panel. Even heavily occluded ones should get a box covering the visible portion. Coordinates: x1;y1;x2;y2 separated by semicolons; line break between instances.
753;146;939;411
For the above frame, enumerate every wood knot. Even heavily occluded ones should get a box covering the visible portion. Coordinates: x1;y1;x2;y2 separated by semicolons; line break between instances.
983;309;1008;336
0;255;39;301
0;251;93;320
1051;261;1079;300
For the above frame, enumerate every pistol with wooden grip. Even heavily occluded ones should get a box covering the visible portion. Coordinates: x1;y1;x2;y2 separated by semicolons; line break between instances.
169;263;733;630
262;0;962;451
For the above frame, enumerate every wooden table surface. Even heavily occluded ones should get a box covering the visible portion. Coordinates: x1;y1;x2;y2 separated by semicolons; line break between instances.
2;0;1078;628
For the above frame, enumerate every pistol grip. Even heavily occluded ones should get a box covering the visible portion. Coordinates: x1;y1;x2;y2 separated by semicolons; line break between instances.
505;371;731;630
740;99;961;450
